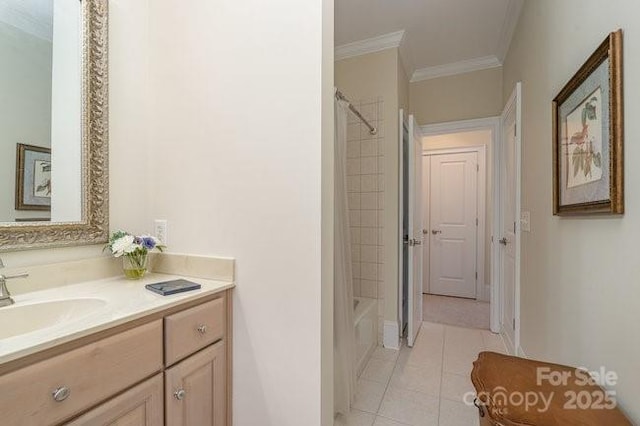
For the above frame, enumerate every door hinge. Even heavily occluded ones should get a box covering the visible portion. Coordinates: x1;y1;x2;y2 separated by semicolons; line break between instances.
513;221;516;233
476;218;479;226
513;318;516;330
475;272;478;280
476;164;479;172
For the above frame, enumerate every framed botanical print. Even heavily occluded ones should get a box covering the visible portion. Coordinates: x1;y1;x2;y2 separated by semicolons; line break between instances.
15;143;52;211
552;29;624;215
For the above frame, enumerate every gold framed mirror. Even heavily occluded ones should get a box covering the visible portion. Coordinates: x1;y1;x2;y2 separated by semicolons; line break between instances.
0;0;108;252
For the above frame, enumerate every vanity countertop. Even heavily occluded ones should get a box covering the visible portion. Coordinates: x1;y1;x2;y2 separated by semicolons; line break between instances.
0;273;234;366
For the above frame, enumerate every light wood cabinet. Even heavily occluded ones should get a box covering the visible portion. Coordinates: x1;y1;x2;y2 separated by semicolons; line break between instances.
165;342;226;426
0;290;232;426
66;374;163;426
0;320;163;426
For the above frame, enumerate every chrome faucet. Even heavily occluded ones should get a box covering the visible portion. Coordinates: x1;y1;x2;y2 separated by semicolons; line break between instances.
0;258;29;308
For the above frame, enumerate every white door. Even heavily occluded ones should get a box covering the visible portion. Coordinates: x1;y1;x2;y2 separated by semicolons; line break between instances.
407;115;423;347
499;84;521;350
398;110;406;338
422;156;431;295
429;152;478;299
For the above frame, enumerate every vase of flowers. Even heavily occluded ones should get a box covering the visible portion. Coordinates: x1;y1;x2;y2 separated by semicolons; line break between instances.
105;231;165;279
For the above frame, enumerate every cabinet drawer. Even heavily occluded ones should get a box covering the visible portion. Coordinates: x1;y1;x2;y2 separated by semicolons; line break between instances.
66;373;163;426
165;297;225;366
0;320;163;426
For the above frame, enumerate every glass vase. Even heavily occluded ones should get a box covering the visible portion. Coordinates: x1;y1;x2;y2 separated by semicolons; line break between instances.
123;253;149;280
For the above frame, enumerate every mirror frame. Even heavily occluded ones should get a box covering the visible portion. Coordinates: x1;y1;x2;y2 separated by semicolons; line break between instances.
0;0;109;252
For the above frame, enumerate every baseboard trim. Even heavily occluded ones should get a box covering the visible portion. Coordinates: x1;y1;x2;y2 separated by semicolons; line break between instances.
383;320;400;350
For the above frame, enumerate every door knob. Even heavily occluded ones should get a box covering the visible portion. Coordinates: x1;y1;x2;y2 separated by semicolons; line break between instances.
431;230;442;235
499;237;508;246
52;386;71;402
174;389;186;400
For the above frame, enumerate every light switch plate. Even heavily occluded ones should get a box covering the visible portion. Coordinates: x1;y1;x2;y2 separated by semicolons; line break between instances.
520;211;531;232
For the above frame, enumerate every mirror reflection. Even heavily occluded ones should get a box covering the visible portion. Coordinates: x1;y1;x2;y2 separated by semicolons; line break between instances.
0;0;82;224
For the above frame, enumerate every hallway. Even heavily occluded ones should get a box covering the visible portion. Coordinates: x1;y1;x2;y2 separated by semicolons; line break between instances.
335;322;507;426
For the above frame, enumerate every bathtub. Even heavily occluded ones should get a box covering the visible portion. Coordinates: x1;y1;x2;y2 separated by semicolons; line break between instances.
354;297;377;377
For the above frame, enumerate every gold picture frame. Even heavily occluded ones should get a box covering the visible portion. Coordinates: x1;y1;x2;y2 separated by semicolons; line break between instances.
552;29;624;215
15;143;52;212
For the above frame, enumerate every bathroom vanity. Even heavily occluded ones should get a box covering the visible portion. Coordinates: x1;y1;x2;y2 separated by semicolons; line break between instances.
0;255;234;426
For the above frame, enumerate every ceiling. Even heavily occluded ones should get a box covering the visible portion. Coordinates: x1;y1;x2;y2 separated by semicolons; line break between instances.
0;0;53;41
335;0;523;79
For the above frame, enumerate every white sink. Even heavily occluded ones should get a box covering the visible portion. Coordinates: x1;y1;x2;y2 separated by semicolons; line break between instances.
0;298;107;339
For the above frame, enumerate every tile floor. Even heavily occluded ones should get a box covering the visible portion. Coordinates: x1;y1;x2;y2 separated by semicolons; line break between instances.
335;321;508;426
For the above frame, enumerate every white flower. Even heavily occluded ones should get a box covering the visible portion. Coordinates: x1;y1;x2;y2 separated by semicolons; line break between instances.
124;243;139;254
111;235;135;257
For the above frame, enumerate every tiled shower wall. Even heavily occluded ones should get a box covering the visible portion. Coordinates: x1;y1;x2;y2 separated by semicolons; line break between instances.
346;97;385;345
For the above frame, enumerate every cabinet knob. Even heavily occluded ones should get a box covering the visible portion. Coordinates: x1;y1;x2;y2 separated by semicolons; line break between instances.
174;389;186;400
52;386;71;402
196;324;208;334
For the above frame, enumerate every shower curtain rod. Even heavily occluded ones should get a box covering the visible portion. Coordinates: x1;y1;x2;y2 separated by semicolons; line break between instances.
335;90;378;135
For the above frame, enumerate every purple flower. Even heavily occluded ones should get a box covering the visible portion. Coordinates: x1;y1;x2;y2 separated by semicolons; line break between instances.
133;237;143;245
142;237;156;250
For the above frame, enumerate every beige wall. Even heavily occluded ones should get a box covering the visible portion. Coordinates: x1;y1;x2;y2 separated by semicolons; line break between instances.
147;0;327;424
503;0;640;421
410;68;503;125
423;130;493;295
398;57;410;113
336;48;401;346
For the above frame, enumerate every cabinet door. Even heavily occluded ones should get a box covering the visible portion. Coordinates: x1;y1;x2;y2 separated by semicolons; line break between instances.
166;342;226;426
65;374;163;426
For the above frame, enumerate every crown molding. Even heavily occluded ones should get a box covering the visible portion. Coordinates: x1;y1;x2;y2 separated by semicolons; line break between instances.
336;0;523;83
496;0;524;61
335;30;405;62
410;55;502;83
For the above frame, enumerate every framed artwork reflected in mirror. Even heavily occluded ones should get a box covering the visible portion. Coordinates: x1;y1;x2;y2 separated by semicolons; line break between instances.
15;143;51;212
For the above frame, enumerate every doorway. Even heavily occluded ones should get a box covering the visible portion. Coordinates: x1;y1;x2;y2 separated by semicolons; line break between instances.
420;121;497;331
